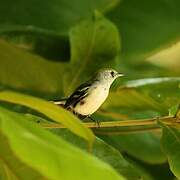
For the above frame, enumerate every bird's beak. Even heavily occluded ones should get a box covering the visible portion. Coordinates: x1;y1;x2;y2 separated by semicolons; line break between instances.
117;72;124;77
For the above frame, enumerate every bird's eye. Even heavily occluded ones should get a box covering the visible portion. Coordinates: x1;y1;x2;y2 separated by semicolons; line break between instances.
110;71;115;77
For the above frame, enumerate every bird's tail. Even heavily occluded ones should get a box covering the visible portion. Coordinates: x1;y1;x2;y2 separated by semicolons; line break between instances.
50;98;67;106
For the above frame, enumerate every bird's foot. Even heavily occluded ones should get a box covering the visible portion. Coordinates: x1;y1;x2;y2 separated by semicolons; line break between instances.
88;116;100;128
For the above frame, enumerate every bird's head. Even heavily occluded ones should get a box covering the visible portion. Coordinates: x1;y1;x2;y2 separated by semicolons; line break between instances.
94;68;124;85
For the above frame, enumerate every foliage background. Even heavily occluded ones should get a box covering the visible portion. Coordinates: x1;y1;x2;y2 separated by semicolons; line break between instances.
0;0;180;179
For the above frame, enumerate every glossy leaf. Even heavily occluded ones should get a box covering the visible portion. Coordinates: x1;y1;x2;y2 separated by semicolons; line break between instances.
124;77;180;109
103;77;180;114
98;77;180;164
100;133;166;164
0;91;94;145
124;158;154;180
103;88;165;113
161;123;180;178
0;106;123;180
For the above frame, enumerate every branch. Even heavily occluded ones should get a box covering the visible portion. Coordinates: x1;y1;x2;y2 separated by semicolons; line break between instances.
41;116;180;129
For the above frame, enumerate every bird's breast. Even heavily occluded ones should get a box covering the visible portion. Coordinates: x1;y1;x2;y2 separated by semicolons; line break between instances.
74;85;109;116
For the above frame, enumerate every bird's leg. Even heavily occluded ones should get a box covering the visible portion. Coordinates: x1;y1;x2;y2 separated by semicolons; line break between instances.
75;113;100;128
88;116;100;128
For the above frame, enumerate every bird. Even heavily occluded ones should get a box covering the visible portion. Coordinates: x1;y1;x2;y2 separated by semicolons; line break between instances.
54;68;124;124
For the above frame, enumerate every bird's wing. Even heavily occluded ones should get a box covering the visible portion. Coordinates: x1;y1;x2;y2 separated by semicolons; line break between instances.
64;82;91;108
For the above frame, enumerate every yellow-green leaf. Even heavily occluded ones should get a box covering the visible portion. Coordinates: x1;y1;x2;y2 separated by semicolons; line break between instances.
0;91;94;146
0;106;124;180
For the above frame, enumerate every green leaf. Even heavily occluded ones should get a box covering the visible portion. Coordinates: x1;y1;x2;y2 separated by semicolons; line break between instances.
124;77;180;88
124;158;154;180
92;138;140;179
0;132;44;180
9;113;143;179
51;129;141;180
0;107;124;180
0;0;119;60
124;77;180;110
65;12;121;94
0;0;119;59
100;133;166;164
0;31;71;61
0;91;94;145
107;0;180;62
103;77;180;115
0;40;67;97
103;88;165;113
176;107;180;118
168;104;179;117
0;0;118;35
126;156;175;180
98;77;180;164
160;123;180;178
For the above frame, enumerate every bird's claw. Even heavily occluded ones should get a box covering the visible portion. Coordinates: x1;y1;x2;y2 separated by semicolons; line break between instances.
88;116;100;128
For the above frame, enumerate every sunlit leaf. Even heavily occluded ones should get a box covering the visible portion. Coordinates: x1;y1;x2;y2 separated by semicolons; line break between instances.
51;129;141;180
0;107;124;180
0;91;94;145
0;132;44;180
